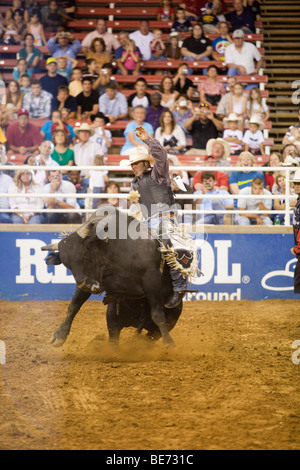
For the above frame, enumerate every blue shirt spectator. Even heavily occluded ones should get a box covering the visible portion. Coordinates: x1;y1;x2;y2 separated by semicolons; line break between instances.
47;32;82;68
99;83;128;123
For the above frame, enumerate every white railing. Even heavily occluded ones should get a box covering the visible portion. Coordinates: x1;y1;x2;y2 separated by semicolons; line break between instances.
0;165;296;226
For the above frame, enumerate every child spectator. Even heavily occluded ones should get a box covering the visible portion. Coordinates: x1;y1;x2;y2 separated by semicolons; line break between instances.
223;113;243;154
56;56;78;82
90;112;112;155
172;7;193;32
68;67;83;97
127;77;151;118
40;109;75;144
27;9;47;46
199;2;219;34
243;117;265;155
164;32;182;60
170;95;193;135
89;154;109;209
228;82;247;120
43;0;71;33
2;21;19;45
246;87;269;121
157;0;176;21
150;29;166;61
212;21;233;62
19;74;31;95
13;59;32;83
119;39;142;75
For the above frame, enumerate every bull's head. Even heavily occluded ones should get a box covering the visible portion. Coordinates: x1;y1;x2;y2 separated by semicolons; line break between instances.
41;213;108;294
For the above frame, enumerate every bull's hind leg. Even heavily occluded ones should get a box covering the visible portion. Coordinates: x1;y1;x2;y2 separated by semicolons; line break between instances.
143;274;175;346
50;288;91;347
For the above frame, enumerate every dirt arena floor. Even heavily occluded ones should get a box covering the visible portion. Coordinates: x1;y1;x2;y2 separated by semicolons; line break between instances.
0;298;300;450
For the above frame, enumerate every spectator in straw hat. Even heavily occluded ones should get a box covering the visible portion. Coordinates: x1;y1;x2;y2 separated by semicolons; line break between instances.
73;123;103;179
205;137;232;172
223;113;243;155
243;116;265;155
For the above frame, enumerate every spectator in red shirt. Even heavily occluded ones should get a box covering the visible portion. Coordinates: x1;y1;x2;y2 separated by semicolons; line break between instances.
5;109;43;156
192;154;229;191
157;0;175;21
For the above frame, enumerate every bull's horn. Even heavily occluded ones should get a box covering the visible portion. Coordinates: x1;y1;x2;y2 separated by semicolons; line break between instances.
76;219;98;239
76;224;92;239
41;243;59;251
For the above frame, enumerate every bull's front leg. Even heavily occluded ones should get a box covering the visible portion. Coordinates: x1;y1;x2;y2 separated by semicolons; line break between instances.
106;302;122;344
50;288;91;347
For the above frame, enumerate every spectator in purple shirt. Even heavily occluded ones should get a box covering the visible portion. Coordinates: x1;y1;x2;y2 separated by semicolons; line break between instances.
145;92;168;131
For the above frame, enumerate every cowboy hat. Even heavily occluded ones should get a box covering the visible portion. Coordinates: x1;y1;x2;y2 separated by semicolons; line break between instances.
74;122;95;136
292;168;300;182
246;116;265;131
90;112;110;125
282;155;299;167
223;113;243;127
120;146;154;167
206;138;231;159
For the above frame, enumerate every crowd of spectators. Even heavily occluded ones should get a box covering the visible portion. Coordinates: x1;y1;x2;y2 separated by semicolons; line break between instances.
0;0;297;226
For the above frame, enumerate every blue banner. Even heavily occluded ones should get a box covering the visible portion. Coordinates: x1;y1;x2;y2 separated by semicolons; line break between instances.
0;230;298;301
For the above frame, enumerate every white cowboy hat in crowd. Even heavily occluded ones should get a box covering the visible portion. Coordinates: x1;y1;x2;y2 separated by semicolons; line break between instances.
120;146;154;167
74;122;95;136
292;168;300;182
246;116;265;131
206;138;231;159
223;113;243;127
282;155;299;167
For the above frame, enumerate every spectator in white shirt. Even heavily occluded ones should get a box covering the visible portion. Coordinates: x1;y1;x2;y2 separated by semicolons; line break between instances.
34;140;60;186
81;19;120;56
9;168;45;224
235;177;273;225
224;29;262;76
73;123;104;179
223;113;243;154
43;169;82;224
129;20;154;61
243;116;265;155
89;111;112;155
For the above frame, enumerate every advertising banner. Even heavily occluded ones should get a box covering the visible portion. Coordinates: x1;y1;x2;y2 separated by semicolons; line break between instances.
0;230;298;301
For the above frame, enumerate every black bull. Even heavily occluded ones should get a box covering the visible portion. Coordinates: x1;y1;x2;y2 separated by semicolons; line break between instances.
42;208;183;347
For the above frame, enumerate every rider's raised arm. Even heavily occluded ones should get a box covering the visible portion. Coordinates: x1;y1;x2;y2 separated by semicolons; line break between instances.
145;136;171;186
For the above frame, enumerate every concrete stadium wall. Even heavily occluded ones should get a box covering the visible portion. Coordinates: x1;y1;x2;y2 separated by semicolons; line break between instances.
0;224;297;301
